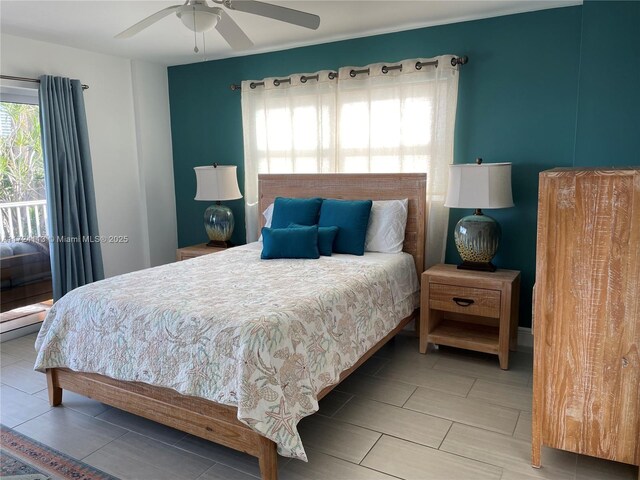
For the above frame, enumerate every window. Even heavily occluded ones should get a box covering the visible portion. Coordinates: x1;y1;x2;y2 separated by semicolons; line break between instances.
241;56;460;268
0;87;52;326
1;101;47;239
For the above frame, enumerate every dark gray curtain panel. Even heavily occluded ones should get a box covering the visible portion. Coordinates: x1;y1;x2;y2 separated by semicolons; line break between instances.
39;75;104;300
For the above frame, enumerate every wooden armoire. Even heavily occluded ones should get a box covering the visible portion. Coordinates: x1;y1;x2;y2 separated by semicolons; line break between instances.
532;167;640;471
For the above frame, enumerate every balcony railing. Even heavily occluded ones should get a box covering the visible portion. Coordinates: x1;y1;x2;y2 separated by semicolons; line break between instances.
1;200;48;241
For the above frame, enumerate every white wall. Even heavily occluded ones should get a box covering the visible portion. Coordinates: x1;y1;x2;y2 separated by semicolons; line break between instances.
0;33;177;276
131;61;177;267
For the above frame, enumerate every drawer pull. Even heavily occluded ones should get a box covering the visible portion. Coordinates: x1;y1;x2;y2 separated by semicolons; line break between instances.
453;297;475;307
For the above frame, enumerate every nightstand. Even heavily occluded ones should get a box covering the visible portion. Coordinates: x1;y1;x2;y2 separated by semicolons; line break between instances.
176;243;226;261
420;264;520;369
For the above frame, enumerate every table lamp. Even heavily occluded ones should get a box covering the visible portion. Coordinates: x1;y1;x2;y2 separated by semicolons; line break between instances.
444;158;514;272
194;164;242;248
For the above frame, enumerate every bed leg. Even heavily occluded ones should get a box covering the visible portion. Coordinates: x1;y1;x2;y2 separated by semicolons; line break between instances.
531;438;541;469
258;436;278;480
46;369;62;406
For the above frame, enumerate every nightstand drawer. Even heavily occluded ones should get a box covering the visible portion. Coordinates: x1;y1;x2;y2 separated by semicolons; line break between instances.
179;252;203;260
429;283;501;318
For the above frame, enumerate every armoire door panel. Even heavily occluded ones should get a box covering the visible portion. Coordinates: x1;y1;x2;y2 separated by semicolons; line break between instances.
534;168;640;467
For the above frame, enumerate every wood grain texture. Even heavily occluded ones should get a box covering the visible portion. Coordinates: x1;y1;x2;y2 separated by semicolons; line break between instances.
176;244;226;261
429;283;501;318
258;173;427;274
533;167;640;468
427;320;500;354
420;264;520;369
51;368;264;457
46;369;61;406
258;436;278;480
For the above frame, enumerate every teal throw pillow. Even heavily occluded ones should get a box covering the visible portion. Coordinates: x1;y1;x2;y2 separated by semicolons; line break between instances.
261;225;320;260
289;223;339;256
318;199;372;255
270;197;323;229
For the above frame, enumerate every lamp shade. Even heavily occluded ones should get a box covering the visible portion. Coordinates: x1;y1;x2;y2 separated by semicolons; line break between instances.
444;162;514;209
194;165;242;201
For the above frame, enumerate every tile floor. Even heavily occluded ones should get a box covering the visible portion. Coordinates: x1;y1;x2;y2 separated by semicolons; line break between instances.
1;331;637;480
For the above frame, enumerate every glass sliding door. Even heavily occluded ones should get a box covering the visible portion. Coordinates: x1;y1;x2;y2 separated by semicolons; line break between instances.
0;89;52;330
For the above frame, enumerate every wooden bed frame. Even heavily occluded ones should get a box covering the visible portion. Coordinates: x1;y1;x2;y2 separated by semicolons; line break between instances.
45;173;427;480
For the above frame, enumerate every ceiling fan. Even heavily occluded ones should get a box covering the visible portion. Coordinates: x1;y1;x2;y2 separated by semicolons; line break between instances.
115;0;320;51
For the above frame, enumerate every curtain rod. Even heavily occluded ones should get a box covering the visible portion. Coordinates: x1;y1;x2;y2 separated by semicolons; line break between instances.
0;75;89;90
230;55;468;91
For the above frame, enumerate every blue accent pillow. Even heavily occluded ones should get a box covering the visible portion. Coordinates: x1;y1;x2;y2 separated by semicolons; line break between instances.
318;199;373;255
261;226;320;260
270;197;323;229
289;223;338;256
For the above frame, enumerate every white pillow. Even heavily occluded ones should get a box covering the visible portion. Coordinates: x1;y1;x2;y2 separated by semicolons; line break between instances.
365;199;409;253
258;203;274;241
263;203;274;228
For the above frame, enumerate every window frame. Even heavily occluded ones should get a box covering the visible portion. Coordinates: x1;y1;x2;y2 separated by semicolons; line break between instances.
0;85;39;105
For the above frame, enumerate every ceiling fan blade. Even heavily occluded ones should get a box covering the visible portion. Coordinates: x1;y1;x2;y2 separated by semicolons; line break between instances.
226;0;320;30
216;11;254;50
115;5;182;39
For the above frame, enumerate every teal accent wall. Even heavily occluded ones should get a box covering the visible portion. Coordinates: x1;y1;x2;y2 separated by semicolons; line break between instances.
573;0;640;167
168;2;639;328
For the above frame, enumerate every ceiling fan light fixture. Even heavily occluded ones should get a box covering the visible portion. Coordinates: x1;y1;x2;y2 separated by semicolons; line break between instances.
177;8;221;33
115;0;318;50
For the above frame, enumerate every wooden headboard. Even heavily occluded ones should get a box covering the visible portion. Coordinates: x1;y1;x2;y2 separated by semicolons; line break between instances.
258;173;427;274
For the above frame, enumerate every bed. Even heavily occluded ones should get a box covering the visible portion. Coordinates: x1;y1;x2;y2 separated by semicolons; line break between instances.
36;173;427;480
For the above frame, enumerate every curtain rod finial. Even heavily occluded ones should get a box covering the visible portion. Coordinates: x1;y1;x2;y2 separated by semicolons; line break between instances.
451;56;468;67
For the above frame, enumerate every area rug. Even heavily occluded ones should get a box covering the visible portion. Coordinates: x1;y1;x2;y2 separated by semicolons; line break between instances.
0;426;118;480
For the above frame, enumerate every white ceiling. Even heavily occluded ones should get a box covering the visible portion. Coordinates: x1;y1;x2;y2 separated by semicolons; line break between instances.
1;1;580;66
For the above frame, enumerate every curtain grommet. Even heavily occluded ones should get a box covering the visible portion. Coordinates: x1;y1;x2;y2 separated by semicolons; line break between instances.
382;65;402;74
273;79;280;86
250;82;257;89
300;76;307;83
349;70;356;78
328;72;337;80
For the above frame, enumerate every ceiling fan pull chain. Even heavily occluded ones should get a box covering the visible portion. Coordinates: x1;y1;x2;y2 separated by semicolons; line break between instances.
202;32;207;59
193;6;199;53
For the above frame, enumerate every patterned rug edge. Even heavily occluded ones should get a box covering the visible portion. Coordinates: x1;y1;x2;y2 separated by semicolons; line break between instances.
1;425;118;480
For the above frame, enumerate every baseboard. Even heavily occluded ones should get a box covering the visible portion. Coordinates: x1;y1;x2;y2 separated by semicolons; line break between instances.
0;320;42;342
518;326;533;348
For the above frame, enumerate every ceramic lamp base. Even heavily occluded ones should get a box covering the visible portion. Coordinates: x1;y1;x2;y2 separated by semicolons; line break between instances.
454;212;501;272
458;260;497;272
204;203;235;245
206;240;234;248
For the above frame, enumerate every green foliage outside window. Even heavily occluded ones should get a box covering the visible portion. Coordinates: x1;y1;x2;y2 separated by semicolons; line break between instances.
0;102;45;203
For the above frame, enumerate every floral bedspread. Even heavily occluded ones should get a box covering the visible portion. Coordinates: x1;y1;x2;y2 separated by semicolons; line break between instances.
34;244;419;460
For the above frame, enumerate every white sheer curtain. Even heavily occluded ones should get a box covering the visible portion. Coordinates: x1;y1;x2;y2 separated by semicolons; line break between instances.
241;55;460;267
336;57;459;266
241;72;337;241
